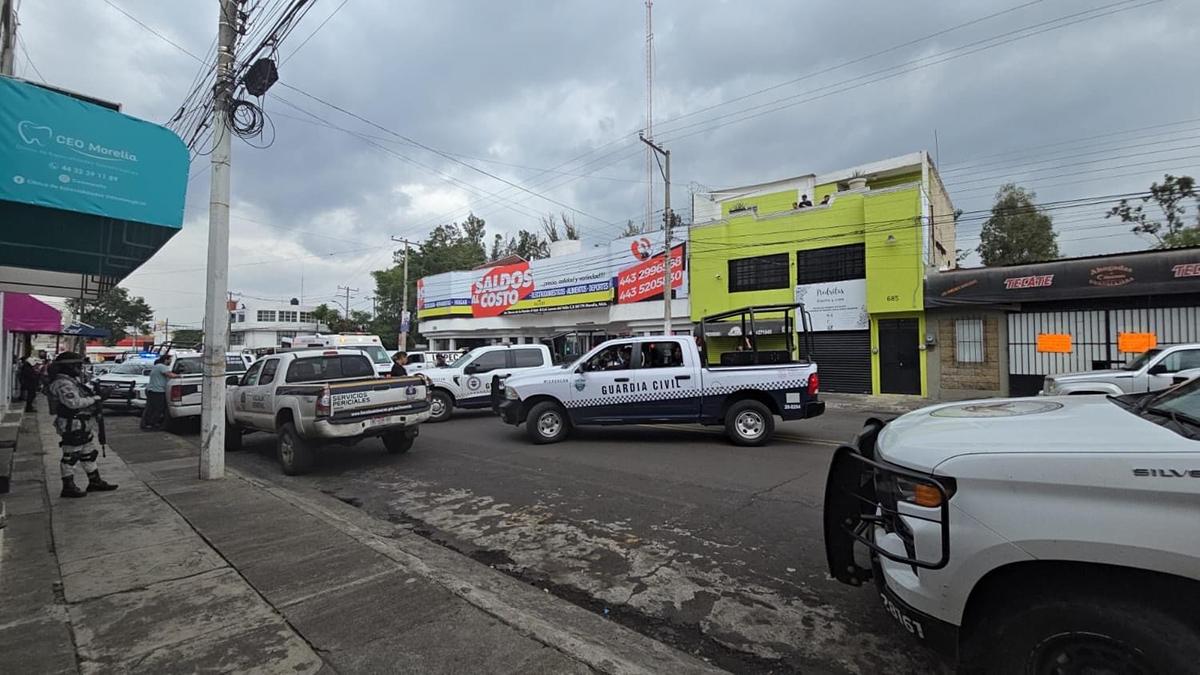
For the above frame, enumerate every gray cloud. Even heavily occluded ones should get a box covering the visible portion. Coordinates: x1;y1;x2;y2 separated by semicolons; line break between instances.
16;0;1200;326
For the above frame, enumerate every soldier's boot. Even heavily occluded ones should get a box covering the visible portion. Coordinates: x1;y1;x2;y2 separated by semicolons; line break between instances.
86;471;119;492
61;476;88;498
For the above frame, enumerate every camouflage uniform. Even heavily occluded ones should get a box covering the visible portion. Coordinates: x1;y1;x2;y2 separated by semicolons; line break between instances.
49;371;118;497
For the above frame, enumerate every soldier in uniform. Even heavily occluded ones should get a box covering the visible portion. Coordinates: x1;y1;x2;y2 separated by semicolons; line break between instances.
47;352;119;498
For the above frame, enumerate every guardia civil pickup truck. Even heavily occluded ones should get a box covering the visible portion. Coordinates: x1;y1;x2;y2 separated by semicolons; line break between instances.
423;344;554;422
823;381;1200;673
499;306;824;445
224;349;431;474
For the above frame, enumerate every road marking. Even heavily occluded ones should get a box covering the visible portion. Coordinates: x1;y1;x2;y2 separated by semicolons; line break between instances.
647;424;842;447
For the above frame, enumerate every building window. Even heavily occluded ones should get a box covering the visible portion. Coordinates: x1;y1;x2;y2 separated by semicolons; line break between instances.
237;312;245;323
229;332;245;346
728;253;790;292
299;311;314;323
279;310;298;322
796;244;865;284
955;318;984;363
257;310;276;322
277;330;296;341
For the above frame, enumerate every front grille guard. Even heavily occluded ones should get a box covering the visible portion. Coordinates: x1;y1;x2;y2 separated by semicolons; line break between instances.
823;419;952;586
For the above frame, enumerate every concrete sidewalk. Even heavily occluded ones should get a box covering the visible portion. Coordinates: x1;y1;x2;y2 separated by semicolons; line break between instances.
0;411;722;674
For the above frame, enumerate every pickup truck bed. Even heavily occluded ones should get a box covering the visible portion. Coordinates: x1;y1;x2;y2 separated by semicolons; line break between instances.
225;349;432;474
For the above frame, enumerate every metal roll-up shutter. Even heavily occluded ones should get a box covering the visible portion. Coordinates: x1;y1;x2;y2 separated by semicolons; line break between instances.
810;330;872;393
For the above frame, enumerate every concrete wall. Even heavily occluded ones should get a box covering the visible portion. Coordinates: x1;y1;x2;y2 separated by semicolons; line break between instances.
926;308;1008;401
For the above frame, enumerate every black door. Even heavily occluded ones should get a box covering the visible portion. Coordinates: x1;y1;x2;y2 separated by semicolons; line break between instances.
878;318;921;395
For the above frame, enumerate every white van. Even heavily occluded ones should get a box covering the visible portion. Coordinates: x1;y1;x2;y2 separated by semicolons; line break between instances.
287;334;392;377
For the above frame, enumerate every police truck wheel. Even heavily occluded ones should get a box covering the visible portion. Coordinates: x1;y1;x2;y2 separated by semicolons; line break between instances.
277;421;315;475
526;402;569;444
725;400;774;446
963;592;1200;675
429;390;454;423
383;431;414;454
224;420;242;452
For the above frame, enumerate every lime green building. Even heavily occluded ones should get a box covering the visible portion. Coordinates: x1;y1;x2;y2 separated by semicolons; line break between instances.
689;152;955;396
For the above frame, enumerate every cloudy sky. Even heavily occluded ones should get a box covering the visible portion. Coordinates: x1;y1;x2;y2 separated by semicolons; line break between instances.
14;0;1200;327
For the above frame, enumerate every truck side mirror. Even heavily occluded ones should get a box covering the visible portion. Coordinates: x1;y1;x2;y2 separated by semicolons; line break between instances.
1148;364;1169;375
464;363;479;374
226;375;241;386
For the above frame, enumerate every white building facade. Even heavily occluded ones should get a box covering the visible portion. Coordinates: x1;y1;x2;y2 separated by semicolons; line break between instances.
229;298;327;350
417;232;690;359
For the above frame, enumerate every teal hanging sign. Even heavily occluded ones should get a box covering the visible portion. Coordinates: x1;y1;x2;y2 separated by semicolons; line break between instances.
0;76;188;228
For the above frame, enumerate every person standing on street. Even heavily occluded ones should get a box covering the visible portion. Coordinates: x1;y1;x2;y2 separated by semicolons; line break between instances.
390;351;408;377
141;354;177;430
47;352;118;498
18;350;40;412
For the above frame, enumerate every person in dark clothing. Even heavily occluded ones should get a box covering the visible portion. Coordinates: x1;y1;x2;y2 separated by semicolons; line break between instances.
19;352;40;412
390;351;408;377
799;194;813;207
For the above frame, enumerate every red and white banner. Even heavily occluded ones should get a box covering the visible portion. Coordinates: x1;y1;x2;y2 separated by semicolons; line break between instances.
471;261;535;317
617;244;685;304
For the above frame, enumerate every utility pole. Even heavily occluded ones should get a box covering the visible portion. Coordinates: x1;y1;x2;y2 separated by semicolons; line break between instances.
639;133;672;335
337;285;358;318
0;0;17;76
200;0;238;481
391;237;411;351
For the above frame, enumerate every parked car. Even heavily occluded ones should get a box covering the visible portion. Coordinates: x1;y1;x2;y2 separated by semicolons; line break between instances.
823;383;1200;673
162;352;255;430
498;333;824;445
224;348;431;474
94;353;206;410
422;344;555;422
1042;342;1200;395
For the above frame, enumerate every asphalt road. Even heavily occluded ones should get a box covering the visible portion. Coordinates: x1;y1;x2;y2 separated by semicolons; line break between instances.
175;407;949;674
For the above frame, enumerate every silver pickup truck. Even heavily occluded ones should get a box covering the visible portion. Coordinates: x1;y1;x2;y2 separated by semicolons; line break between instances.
225;349;432;474
1042;343;1200;395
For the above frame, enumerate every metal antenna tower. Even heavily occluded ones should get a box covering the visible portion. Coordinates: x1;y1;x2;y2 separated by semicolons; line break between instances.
644;0;654;233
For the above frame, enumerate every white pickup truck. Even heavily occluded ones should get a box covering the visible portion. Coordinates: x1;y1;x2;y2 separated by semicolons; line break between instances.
163;352;254;430
823;382;1200;673
423;344;554;422
1043;342;1200;395
498;335;824;445
224;349;432;474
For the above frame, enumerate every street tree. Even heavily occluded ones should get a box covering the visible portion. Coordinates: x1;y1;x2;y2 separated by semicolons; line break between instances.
560;211;581;240
540;213;561;242
372;214;490;347
977;184;1059;266
171;328;204;347
620;219;640;237
1106;174;1199;248
66;287;153;346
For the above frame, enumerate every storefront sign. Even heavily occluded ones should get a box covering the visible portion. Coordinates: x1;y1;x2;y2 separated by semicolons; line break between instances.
616;244;685;303
1036;333;1072;353
471;261;535;317
793;278;868;331
0;77;187;227
1117;332;1156;353
926;249;1200;307
417;230;688;320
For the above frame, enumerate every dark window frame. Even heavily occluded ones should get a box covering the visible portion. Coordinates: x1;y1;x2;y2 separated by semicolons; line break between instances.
259;358;280;385
728;253;790;293
795;244;865;285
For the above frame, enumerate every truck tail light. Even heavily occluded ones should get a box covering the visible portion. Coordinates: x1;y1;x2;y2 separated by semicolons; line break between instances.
807;373;819;396
169;384;182;402
315;385;331;418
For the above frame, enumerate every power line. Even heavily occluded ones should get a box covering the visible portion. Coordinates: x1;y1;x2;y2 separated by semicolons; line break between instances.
281;0;347;64
102;0;206;64
16;35;44;82
278;81;619;227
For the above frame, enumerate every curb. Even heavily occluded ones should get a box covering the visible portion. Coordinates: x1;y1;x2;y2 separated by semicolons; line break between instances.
231;468;725;675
